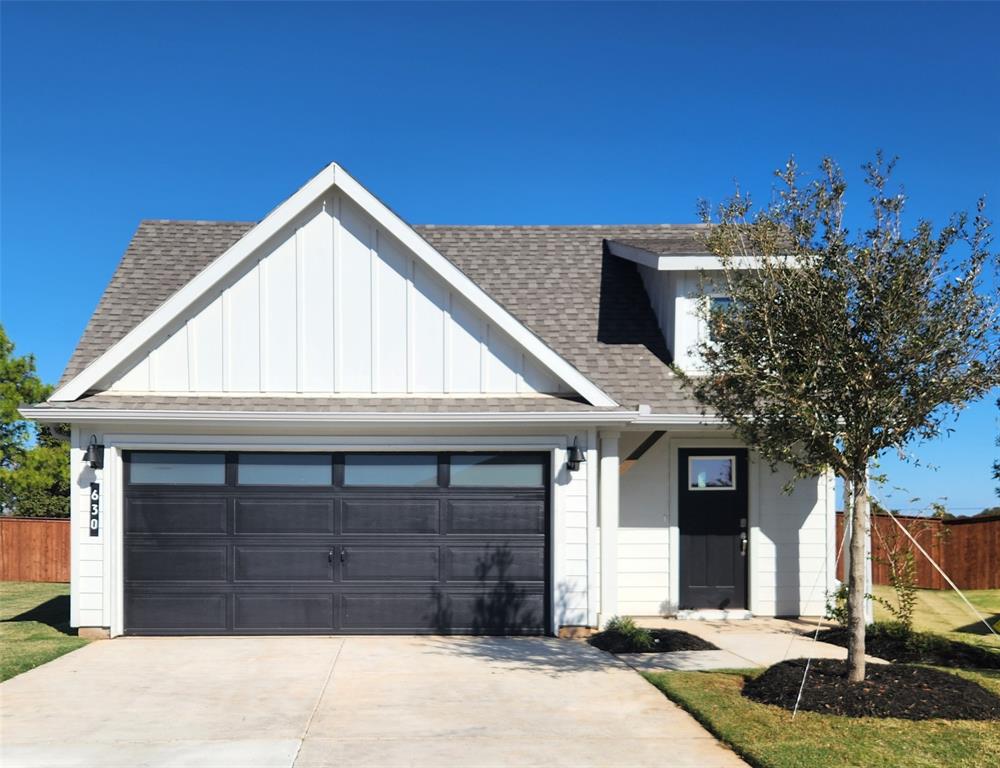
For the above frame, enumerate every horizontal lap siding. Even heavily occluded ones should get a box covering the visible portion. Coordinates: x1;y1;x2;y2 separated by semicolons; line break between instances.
617;528;669;615
754;464;830;617
617;432;670;616
558;431;590;626
0;518;70;582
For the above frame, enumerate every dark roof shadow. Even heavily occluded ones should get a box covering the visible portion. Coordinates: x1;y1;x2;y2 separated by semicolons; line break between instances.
596;244;673;366
2;595;77;636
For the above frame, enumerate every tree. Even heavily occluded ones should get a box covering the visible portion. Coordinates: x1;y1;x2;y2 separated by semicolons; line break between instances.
0;325;69;517
1;325;50;463
683;154;1000;682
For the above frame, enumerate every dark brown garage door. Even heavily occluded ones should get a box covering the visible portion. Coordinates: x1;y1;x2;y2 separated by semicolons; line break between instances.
123;451;549;635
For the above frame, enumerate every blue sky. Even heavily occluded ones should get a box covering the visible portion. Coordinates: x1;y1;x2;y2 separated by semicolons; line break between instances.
2;2;998;512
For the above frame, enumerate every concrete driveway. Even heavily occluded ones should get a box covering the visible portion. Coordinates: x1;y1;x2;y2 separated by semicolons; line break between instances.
0;636;745;768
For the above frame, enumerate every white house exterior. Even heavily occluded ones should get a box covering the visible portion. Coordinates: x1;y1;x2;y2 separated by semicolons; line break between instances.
23;163;836;638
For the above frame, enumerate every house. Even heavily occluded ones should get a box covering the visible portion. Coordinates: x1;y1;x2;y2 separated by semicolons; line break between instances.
22;164;836;638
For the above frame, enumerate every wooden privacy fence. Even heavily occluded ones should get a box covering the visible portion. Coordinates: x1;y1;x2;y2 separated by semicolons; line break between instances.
836;513;1000;590
0;517;70;582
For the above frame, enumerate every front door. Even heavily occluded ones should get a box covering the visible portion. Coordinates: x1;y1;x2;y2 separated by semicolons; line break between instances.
678;448;748;610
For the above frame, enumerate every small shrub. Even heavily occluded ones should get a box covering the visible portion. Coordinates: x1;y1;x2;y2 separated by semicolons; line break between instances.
825;582;849;625
603;615;654;651
872;547;919;630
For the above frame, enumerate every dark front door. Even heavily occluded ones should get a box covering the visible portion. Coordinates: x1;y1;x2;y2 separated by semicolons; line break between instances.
678;448;748;610
123;451;549;635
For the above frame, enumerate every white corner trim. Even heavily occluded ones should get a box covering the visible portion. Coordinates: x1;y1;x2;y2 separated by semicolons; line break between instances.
52;163;617;407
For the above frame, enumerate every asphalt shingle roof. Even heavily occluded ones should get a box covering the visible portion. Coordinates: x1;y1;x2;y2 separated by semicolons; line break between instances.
606;229;711;256
58;221;705;414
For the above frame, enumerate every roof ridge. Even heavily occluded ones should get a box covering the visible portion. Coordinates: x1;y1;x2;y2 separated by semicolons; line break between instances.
131;221;707;229
138;218;258;226
413;223;707;229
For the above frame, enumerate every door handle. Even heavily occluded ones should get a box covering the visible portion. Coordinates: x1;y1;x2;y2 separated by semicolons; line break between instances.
340;547;346;563
740;535;748;557
328;550;334;564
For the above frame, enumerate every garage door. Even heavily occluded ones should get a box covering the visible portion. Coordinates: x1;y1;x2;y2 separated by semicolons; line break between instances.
123;451;549;635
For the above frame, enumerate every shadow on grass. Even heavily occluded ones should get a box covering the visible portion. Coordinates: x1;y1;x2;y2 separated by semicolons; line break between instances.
2;596;77;636
954;614;1000;636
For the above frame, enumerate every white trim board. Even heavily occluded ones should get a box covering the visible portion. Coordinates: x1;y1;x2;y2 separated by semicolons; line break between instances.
52;163;617;407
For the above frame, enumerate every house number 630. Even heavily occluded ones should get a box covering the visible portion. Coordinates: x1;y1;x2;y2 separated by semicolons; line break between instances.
89;482;100;537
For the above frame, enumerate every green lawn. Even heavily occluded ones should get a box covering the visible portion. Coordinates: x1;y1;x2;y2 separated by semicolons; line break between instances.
872;586;1000;649
644;668;1000;768
1;581;89;682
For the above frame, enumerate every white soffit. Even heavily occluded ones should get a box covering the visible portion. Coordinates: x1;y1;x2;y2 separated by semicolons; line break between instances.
51;163;618;407
607;240;759;271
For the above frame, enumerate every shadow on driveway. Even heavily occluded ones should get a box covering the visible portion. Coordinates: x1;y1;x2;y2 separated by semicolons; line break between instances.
422;636;618;676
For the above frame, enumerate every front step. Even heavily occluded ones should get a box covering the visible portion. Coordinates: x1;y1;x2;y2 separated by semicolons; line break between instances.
676;609;753;621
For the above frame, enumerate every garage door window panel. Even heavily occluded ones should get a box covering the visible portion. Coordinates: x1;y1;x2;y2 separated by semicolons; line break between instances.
449;454;544;487
237;453;332;486
128;452;226;485
343;454;439;487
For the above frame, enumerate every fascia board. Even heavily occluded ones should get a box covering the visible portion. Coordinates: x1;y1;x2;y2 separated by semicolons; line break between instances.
19;406;635;427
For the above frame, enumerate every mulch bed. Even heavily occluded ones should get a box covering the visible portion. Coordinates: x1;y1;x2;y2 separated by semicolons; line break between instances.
588;628;718;654
743;658;1000;720
816;624;1000;669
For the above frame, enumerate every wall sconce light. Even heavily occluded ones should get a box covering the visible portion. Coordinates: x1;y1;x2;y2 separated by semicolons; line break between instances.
85;435;104;470
567;437;585;472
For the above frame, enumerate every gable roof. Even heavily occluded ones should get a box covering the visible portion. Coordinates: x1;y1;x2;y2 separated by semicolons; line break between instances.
56;219;701;414
51;164;617;407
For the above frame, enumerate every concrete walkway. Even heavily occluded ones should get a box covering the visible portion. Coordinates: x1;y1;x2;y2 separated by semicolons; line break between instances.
622;618;886;671
0;636;746;768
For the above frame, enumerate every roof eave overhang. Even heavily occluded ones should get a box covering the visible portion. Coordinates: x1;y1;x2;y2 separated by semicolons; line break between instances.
20;406;722;428
19;406;636;427
606;240;759;271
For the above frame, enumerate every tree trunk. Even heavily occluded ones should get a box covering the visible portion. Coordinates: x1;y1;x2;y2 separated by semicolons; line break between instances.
846;469;869;682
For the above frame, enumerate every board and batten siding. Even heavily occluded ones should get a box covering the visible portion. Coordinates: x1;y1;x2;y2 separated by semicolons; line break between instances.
106;197;568;396
637;266;712;372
